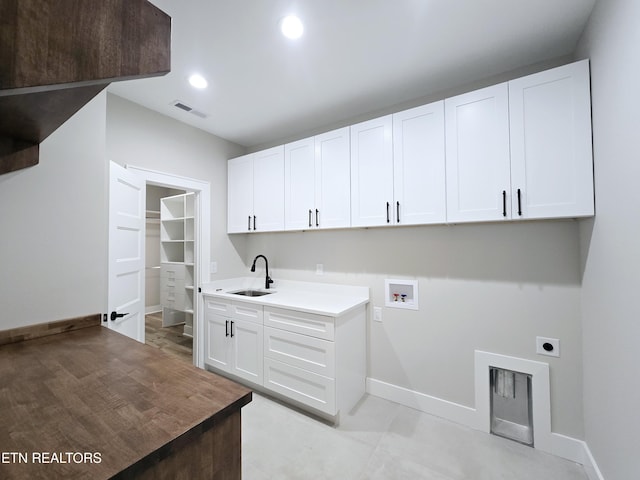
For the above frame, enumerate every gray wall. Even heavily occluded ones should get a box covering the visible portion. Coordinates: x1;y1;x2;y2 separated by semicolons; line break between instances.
245;220;585;438
240;56;589;441
105;93;248;281
0;92;108;329
576;0;640;478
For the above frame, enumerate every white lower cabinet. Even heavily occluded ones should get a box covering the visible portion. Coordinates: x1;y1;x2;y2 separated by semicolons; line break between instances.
263;321;336;414
203;295;366;423
263;326;335;377
264;357;336;415
204;297;264;385
262;306;364;420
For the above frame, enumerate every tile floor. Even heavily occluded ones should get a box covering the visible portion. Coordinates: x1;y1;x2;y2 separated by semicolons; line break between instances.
242;393;589;480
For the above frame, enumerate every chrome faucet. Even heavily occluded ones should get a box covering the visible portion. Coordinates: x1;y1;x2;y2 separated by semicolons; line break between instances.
250;254;274;289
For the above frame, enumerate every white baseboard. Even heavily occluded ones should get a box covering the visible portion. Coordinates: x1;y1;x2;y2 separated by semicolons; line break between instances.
145;305;162;314
581;441;606;480
366;376;604;477
366;378;477;429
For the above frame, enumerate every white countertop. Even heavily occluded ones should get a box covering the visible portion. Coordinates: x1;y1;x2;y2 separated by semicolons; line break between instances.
201;277;369;317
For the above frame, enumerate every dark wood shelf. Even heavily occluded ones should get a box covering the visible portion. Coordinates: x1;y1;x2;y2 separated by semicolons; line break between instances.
0;0;172;175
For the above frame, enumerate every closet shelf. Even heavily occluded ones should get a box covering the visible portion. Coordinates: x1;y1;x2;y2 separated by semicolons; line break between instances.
160;192;195;338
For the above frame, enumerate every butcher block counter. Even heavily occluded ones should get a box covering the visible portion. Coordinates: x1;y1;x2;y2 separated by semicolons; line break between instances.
0;316;252;479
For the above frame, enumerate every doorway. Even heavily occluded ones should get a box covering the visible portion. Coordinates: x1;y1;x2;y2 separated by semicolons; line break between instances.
145;185;193;363
126;165;211;369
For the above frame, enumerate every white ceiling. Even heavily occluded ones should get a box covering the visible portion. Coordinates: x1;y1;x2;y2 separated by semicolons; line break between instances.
108;0;597;149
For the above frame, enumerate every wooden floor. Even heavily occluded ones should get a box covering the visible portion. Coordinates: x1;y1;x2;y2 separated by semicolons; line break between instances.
145;312;193;364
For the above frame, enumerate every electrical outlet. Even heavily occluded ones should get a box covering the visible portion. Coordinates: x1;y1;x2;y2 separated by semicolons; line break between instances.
316;264;324;275
536;336;560;357
210;261;218;274
373;307;382;322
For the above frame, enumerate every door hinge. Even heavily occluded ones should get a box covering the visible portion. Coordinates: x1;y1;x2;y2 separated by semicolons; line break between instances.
198;287;202;293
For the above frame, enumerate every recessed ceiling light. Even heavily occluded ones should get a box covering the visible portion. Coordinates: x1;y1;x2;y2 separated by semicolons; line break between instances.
280;15;304;39
188;74;208;89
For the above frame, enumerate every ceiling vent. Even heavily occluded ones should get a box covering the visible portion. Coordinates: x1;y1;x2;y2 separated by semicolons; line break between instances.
170;100;208;119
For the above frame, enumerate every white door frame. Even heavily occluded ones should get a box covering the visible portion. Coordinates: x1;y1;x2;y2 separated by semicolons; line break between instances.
126;165;210;369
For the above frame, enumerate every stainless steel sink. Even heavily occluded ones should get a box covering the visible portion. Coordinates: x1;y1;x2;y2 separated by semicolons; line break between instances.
229;289;273;297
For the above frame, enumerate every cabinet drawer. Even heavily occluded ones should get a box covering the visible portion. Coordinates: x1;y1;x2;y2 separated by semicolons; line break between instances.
162;277;185;290
161;264;186;281
264;327;335;378
161;289;185;310
264;358;336;415
232;302;263;325
264;307;334;340
204;297;233;316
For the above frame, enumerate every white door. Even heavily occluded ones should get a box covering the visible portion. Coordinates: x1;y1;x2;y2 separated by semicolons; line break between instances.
284;137;316;230
393;101;446;225
509;59;594;219
445;83;511;223
108;161;146;342
316;127;351;229
350;115;394;227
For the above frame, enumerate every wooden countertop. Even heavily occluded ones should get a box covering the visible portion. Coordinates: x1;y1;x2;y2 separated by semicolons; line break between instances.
0;325;252;479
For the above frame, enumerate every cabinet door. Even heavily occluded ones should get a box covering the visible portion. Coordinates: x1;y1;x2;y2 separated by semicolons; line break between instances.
393;102;446;225
284;137;316;230
350;115;394;227
227;154;254;233
230;318;263;385
253;145;285;232
509;60;594;219
205;312;231;371
445;83;511;223
316;127;351;229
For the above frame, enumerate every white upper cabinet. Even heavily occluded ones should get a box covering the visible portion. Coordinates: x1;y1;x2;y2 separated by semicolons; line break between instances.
350;115;394;227
315;127;351;229
445;60;594;224
230;60;594;232
284;137;315;230
284;127;350;230
228;146;284;233
392;101;446;225
228;153;255;233
509;59;594;219
253;146;285;231
445;83;512;223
